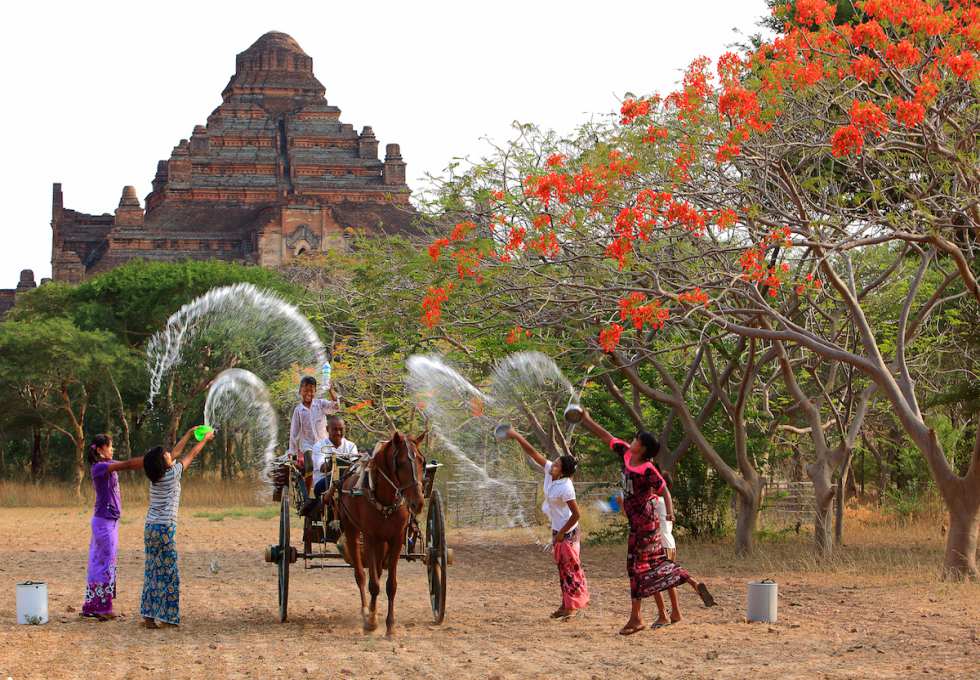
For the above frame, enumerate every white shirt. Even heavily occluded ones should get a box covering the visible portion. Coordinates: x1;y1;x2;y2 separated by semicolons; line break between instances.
653;495;676;550
310;437;359;486
542;461;577;533
288;398;339;456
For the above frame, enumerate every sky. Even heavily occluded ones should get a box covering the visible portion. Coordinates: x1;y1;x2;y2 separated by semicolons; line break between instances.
0;0;768;288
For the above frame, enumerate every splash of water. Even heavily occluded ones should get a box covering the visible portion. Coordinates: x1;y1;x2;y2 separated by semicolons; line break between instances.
146;283;325;406
203;368;279;486
406;355;532;526
489;351;576;457
407;352;584;528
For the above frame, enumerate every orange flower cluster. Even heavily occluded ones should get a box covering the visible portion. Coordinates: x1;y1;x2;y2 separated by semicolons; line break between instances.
831;124;865;157
850;54;881;83
886;39;922;68
852;20;888;49
604;191;715;269
618;292;670;331
505;325;532;345
739;228;793;295
889;98;926;127
428;238;450;263
945;50;979;79
678;287;710;306
620;98;652;125
452;247;482;281
598;323;624;353
792;0;836;27
850;100;889;137
421;285;452;328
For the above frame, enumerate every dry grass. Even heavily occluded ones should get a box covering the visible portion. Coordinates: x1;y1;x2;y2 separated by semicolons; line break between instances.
2;480;970;584
0;478;267;508
572;500;964;583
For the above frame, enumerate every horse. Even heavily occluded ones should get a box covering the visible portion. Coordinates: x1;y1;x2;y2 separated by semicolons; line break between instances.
337;430;426;637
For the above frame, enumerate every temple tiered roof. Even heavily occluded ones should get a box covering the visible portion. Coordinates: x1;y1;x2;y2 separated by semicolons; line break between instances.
51;31;417;282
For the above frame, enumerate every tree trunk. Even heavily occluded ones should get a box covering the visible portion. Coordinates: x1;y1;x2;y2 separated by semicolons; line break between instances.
943;489;979;580
808;460;835;558
167;408;184;450
734;484;762;557
30;426;44;482
834;450;854;547
72;436;86;499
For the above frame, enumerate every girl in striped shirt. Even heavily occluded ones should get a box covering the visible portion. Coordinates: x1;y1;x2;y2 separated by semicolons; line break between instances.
139;427;214;628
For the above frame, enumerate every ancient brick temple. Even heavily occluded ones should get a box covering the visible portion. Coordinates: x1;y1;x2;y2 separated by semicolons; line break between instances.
50;31;416;283
0;270;38;317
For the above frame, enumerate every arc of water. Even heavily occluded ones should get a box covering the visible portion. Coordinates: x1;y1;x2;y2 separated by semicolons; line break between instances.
204;368;280;487
146;283;326;407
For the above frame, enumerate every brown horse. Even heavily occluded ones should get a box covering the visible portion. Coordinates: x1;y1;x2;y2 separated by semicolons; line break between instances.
337;431;425;637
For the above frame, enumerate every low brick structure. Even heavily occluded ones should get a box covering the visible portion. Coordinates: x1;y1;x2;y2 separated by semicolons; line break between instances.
51;31;418;283
0;269;37;317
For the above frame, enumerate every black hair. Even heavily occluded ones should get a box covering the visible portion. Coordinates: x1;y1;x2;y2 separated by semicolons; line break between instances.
327;414;345;426
89;434;112;465
557;454;578;478
300;376;317;389
635;431;661;461
143;446;168;484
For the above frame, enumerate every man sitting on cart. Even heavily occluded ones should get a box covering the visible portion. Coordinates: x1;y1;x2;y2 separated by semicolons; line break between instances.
302;415;361;516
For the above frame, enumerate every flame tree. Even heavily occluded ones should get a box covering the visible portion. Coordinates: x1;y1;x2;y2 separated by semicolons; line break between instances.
422;0;979;576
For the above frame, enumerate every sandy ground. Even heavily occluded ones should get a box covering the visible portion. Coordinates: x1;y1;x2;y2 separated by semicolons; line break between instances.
1;507;978;680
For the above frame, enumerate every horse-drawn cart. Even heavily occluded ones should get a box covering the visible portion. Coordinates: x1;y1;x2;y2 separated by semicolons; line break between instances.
264;442;450;627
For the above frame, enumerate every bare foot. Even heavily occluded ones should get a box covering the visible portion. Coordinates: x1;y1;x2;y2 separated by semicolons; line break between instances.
140;618;159;629
653;615;669;628
550;608;570;619
670;610;682;623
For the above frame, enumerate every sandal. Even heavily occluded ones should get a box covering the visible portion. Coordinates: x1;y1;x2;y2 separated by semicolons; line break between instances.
697;583;717;607
651;620;669;630
619;622;646;636
140;619;159;629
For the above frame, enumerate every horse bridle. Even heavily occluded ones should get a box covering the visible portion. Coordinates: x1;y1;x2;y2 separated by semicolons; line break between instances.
366;437;423;519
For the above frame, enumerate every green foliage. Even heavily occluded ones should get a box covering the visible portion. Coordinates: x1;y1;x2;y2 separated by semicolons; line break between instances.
0;260;304;481
671;452;732;539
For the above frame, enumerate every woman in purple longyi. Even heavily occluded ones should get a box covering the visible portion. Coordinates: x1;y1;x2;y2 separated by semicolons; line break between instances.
81;434;143;621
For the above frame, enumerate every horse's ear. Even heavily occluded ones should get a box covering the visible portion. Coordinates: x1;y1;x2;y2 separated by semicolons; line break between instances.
412;430;428;446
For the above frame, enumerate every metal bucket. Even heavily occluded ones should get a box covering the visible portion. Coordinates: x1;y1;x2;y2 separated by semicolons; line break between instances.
563;404;584;424
16;581;48;625
747;579;777;623
493;424;511;441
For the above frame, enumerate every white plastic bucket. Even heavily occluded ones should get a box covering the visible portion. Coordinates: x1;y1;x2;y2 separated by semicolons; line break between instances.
747;579;777;623
16;581;48;625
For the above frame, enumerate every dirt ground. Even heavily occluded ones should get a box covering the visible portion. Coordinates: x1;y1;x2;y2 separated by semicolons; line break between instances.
1;507;977;680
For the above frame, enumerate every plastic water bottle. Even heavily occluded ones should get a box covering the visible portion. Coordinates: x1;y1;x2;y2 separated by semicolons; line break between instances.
321;361;332;391
193;425;214;441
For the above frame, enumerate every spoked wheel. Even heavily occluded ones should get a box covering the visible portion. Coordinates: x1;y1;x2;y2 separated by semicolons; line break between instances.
425;489;448;624
278;490;290;623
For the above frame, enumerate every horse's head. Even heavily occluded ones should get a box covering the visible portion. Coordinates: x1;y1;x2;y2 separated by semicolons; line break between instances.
374;430;426;515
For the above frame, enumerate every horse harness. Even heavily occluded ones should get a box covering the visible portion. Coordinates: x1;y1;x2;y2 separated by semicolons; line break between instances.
340;437;421;519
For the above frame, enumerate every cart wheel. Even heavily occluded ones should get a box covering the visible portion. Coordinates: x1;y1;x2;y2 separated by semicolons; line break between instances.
425;489;448;624
278;490;290;623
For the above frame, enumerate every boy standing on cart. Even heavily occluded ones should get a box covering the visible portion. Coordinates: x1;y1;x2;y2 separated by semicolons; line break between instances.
287;375;340;493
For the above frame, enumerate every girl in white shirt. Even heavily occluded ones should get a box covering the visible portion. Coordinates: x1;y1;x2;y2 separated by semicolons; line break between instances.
504;426;589;619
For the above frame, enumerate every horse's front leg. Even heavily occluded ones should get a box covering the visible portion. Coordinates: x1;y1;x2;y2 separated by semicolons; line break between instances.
365;540;380;632
346;527;369;626
385;538;401;637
